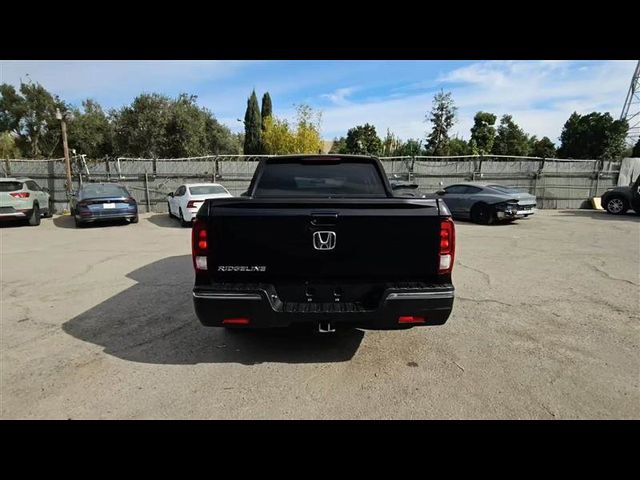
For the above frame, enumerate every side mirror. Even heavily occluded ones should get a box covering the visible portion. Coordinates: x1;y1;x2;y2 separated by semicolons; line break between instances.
42;187;50;193
168;192;174;197
436;190;446;195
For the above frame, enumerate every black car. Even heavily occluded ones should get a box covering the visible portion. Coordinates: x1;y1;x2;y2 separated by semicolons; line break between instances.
601;174;640;215
70;183;139;227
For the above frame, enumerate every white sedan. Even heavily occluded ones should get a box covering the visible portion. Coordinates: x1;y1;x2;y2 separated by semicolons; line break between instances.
167;183;232;226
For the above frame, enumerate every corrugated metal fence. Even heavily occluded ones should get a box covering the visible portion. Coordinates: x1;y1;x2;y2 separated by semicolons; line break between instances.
0;154;622;213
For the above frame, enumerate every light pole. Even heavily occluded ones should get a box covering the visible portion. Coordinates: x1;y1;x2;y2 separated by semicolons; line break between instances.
56;108;73;194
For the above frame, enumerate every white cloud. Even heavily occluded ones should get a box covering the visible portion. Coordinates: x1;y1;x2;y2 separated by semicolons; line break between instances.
0;60;256;107
321;87;358;106
317;60;636;143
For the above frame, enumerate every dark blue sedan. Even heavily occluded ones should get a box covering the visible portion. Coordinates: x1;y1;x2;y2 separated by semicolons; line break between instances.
71;183;139;228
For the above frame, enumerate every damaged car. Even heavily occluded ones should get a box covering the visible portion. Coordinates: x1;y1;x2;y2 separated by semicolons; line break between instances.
436;182;537;224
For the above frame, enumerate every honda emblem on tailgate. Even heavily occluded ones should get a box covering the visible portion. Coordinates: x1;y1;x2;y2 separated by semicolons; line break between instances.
313;231;336;250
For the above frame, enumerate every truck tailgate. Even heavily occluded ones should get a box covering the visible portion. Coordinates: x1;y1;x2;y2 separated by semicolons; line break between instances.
205;198;442;283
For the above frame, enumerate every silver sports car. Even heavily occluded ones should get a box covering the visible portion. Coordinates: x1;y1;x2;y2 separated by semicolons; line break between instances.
436;182;537;224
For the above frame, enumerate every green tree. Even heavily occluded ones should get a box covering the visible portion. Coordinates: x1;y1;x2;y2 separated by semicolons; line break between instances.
329;136;347;154
448;137;470;156
396;139;423;157
0;131;20;158
531;136;557;158
632;139;640;157
558;112;629;159
243;90;262;155
425;90;457;155
0;84;26;134
469;111;497;155
261;92;272;127
67;99;114;158
163;94;211;157
492;115;531;156
113;93;172;157
205;115;241;154
344;123;382;155
382;129;402;156
0;81;67;158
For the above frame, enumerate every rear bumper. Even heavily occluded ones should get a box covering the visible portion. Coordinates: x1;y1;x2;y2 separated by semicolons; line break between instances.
0;209;29;219
76;210;137;222
496;208;536;219
193;284;454;330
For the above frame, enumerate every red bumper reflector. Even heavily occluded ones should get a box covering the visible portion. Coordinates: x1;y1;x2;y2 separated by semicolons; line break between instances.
398;316;426;324
222;318;250;325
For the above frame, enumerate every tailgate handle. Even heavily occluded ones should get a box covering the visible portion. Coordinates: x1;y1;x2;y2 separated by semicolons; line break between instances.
310;213;338;226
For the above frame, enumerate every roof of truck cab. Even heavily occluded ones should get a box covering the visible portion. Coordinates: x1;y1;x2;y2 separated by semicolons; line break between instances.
262;154;379;161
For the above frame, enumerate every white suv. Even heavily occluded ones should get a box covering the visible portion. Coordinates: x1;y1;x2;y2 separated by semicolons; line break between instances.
0;178;52;226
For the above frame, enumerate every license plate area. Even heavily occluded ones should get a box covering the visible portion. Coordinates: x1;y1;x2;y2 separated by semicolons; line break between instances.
103;203;116;209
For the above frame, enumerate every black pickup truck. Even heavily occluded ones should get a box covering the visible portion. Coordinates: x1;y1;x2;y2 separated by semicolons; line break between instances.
192;155;455;332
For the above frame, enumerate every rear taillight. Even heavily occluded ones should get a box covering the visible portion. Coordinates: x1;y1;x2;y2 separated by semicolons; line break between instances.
9;192;29;198
222;318;250;325
124;197;136;204
187;200;197;208
438;218;455;274
192;218;208;271
398;316;426;324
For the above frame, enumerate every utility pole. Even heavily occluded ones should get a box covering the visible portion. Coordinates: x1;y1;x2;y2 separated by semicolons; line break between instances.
56;108;73;193
621;61;640;147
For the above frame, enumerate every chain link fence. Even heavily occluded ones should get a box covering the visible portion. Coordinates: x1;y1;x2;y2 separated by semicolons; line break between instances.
0;154;623;213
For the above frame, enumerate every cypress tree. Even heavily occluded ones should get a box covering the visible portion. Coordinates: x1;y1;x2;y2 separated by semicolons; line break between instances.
243;90;262;155
261;92;272;128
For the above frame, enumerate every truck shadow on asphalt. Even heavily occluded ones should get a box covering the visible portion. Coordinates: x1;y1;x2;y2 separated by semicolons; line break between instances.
147;214;186;229
62;255;364;365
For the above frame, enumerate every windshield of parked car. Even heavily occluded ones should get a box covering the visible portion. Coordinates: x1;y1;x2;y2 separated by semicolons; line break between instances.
189;185;228;195
488;185;527;194
254;160;387;198
80;184;130;199
0;181;23;192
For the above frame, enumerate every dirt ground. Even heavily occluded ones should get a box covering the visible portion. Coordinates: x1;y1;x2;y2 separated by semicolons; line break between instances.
1;209;638;419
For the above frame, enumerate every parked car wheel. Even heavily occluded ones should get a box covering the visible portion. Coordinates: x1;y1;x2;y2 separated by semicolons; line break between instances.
470;202;494;225
167;202;173;218
604;196;628;215
179;208;190;228
74;216;85;228
28;204;41;226
130;215;139;224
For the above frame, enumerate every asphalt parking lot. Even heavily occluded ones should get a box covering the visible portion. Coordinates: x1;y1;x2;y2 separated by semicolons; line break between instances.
1;210;638;419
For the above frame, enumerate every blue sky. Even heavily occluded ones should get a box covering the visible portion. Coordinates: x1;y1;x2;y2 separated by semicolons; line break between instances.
1;60;635;143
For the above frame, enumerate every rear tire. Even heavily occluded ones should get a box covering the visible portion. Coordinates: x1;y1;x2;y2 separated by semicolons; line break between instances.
470;202;494;225
167;202;173;218
179;208;190;228
604;196;628;215
28;204;41;226
74;216;84;228
130;215;139;224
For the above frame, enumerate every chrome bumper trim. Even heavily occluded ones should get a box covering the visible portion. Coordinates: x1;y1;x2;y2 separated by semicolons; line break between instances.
386;290;455;300
192;291;262;300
